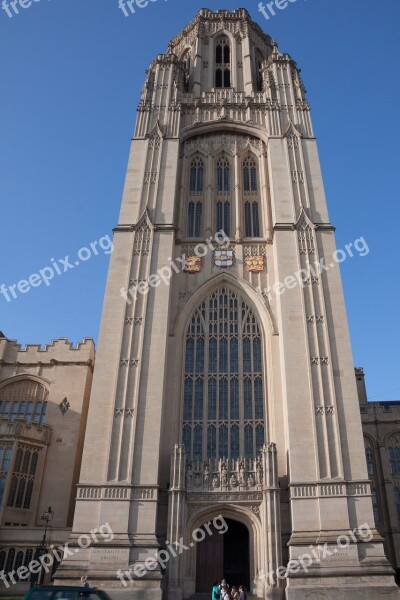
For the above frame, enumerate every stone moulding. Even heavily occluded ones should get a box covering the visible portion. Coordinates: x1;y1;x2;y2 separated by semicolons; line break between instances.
77;486;158;501
290;481;371;499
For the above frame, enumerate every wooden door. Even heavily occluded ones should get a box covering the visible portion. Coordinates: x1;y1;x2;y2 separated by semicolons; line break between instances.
196;524;223;592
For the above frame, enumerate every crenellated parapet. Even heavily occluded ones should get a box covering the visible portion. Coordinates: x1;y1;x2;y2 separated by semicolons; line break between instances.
0;337;95;369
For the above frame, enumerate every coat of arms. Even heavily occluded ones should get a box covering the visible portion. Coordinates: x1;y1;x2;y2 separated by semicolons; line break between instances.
182;255;202;273
214;250;234;268
245;256;265;273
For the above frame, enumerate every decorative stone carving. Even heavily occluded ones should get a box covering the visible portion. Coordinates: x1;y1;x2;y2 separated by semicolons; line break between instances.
186;457;263;493
144;171;157;184
315;406;335;415
248;505;261;517
183;132;266;159
59;397;70;415
243;244;267;258
120;359;139;367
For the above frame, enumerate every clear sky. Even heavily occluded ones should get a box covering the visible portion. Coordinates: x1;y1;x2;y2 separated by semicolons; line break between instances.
0;0;399;401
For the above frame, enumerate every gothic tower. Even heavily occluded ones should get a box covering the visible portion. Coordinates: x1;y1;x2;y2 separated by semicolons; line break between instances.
56;9;399;599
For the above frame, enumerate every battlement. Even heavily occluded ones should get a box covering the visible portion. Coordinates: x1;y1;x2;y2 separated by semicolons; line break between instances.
360;401;400;419
167;7;274;55
0;337;95;366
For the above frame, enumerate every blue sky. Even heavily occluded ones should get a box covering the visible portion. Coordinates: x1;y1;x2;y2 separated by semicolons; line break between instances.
0;0;399;401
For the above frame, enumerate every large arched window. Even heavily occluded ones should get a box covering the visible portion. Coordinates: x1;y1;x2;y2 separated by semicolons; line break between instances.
182;287;265;461
0;379;48;426
215;37;231;88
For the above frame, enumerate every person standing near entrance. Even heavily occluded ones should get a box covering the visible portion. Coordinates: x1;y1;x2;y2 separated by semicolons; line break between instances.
212;581;221;600
219;578;230;592
220;584;231;600
231;586;239;600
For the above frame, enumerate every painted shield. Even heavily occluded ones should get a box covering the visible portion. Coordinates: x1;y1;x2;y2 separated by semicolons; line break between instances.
245;256;265;273
183;255;202;273
215;250;234;268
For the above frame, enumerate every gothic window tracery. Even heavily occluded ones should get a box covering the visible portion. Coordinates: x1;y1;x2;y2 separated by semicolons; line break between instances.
243;158;260;237
0;380;48;426
216;156;231;236
7;446;39;510
217;157;230;193
387;435;400;520
189;158;204;194
182;287;265;461
215;37;231;88
188;158;204;237
387;436;400;475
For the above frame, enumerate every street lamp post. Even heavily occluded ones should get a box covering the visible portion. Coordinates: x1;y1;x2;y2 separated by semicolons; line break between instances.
31;506;54;587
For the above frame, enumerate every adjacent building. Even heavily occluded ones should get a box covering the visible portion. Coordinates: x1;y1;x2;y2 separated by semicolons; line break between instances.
358;367;400;583
0;332;94;593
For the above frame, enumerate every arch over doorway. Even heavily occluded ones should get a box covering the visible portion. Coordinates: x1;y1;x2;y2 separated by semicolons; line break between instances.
196;518;250;592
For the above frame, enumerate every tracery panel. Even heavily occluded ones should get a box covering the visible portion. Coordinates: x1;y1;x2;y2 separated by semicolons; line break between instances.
182;287;266;460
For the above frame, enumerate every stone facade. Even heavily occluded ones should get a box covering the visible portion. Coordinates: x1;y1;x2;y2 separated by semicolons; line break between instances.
358;368;400;582
0;333;94;593
4;7;395;600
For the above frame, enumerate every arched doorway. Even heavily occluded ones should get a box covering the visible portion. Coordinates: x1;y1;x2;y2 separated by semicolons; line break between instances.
196;518;250;592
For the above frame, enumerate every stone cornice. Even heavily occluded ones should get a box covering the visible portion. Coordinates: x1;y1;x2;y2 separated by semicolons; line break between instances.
274;223;335;232
0;360;94;369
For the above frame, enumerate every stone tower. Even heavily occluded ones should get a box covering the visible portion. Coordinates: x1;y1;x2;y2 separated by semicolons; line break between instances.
56;9;399;600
